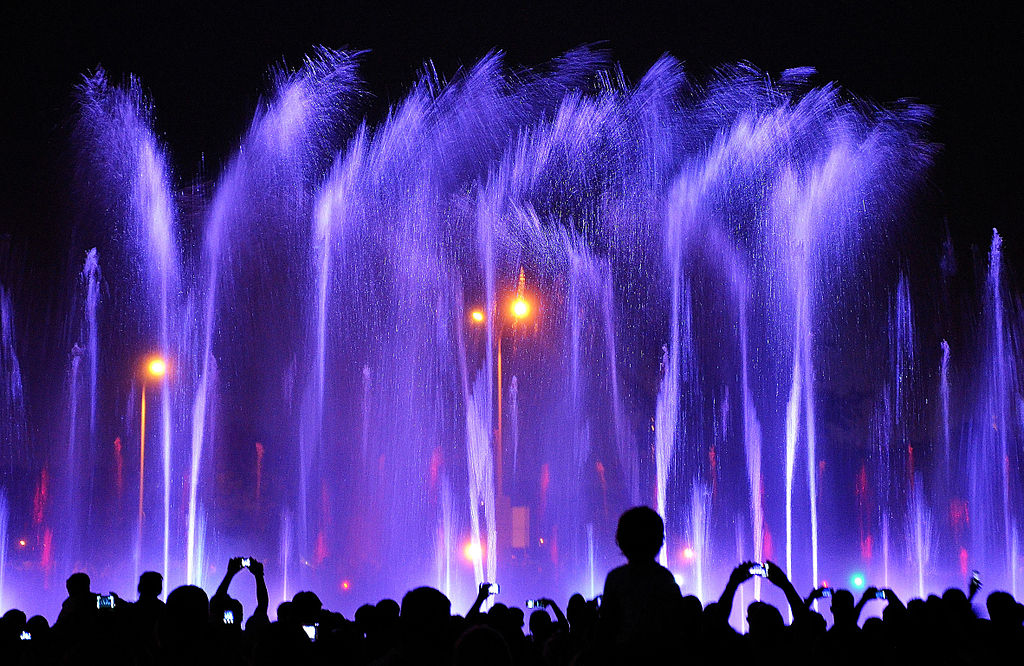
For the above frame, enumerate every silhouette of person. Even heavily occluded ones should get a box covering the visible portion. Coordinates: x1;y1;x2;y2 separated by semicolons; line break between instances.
128;571;166;656
54;572;96;639
598;506;682;661
396;586;453;666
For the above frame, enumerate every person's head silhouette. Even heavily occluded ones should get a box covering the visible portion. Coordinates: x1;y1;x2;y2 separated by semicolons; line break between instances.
615;506;665;562
292;591;323;625
401;586;451;637
830;589;856;627
987;591;1024;628
66;572;91;597
139;571;163;599
747;601;784;639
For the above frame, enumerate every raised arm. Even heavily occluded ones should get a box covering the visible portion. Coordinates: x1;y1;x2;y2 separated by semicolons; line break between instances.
543;598;568;631
765;561;806;621
880;588;904;612
466;583;492;622
853;587;880;623
714;562;755;624
213;557;244;603
248;559;269;626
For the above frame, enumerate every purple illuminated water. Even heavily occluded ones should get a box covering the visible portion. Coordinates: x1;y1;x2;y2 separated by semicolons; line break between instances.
0;49;1021;621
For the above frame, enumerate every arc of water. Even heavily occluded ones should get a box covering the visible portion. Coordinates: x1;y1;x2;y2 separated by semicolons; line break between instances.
67;346;83;570
987;231;1014;592
784;327;801;593
940;340;951;483
739;298;764;601
690;484;711;601
0;489;8;611
910;475;931;599
656;182;687;568
600;267;631;506
83;250;100;532
137;137;178;593
189;192;225;584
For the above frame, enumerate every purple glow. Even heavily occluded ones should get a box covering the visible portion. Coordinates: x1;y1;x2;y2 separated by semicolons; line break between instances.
1;49;1021;623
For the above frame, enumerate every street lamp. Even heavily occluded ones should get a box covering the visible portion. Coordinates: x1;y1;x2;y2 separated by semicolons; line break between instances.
468;270;534;500
511;297;530;320
147;358;167;378
137;355;167;582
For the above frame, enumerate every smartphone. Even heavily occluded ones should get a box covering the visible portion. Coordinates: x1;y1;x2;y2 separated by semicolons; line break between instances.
971;570;981;585
19;631;31;641
480;582;500;595
241;557;252;568
875;590;887;601
302;623;318;641
223;609;235;625
96;594;116;610
526;599;548;609
749;563;770;578
820;588;833;598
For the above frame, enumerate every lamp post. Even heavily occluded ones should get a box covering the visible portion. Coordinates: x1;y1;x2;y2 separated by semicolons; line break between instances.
136;356;166;581
496;295;530;498
469;273;533;511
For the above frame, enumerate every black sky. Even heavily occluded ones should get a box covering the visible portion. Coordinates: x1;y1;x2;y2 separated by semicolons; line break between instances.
1;1;1020;263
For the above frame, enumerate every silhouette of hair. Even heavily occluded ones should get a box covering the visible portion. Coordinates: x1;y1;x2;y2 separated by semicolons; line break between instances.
26;614;49;637
401;586;451;633
509;605;524;629
376;598;400;620
830;589;856;626
276;601;295;625
354;603;377;627
292;591;322;624
529;608;552;637
66;572;91;596
747;600;784;637
165;584;209;633
615;506;665;561
2;608;27;633
987;591;1023;626
139;571;163;597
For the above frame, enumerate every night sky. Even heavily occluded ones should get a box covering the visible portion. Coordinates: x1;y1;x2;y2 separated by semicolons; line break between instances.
1;1;1020;279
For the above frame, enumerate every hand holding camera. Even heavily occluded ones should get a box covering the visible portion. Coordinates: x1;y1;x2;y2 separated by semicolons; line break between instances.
810;586;832;600
969;570;982;597
730;561;757;586
227;557;245;574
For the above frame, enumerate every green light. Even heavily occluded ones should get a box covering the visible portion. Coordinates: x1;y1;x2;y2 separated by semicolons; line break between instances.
850;573;866;589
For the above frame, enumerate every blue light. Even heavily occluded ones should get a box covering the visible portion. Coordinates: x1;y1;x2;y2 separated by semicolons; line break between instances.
850;573;866;589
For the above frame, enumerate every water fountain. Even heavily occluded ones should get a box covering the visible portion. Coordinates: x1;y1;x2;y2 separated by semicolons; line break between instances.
0;48;1020;620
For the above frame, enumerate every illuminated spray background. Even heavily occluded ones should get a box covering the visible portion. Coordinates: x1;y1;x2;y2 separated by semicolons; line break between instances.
0;48;1020;621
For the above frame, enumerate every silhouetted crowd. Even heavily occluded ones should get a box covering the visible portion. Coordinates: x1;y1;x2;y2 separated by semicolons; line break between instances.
1;507;1021;665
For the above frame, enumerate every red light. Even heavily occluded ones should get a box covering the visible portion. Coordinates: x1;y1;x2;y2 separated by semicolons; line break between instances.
18;539;27;547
